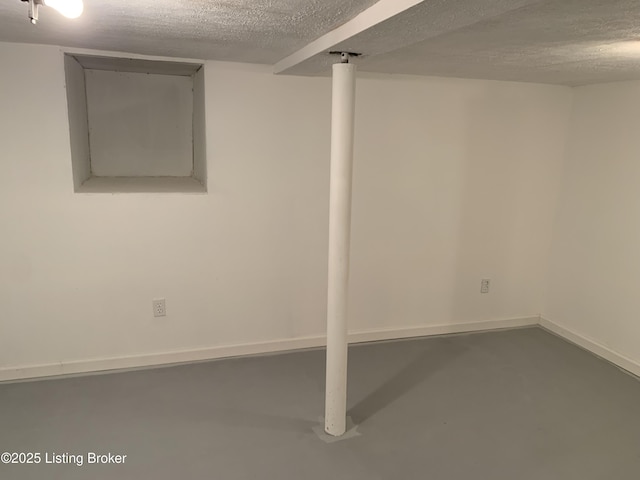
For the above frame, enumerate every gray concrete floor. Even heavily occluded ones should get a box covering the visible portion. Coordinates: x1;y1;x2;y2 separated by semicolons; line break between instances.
0;327;639;479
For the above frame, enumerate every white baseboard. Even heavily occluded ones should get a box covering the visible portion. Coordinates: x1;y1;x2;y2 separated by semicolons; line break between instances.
540;317;640;378
6;315;634;384
0;316;538;383
348;316;539;344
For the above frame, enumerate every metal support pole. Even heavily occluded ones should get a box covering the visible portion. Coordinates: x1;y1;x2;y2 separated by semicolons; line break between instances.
325;57;357;437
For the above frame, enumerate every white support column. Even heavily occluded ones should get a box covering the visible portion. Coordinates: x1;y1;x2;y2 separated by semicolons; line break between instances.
325;58;357;437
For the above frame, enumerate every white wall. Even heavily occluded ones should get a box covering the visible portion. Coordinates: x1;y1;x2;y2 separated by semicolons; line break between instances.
545;81;640;367
0;42;572;376
350;75;571;330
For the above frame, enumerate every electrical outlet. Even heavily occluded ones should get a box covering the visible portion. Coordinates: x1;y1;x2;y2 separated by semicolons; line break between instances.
481;279;490;294
153;299;166;317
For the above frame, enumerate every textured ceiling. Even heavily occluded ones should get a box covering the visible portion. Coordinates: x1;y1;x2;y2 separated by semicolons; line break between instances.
357;0;640;86
283;0;640;86
279;0;543;75
0;0;380;63
1;0;640;85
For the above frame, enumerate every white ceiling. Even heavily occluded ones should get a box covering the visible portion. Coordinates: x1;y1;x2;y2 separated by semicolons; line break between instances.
0;0;380;63
1;0;640;85
356;0;640;86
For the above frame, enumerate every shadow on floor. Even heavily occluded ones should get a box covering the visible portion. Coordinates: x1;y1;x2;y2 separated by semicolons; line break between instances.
348;339;467;424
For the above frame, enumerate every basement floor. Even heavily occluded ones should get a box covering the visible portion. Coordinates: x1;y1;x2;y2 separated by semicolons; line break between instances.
0;327;639;479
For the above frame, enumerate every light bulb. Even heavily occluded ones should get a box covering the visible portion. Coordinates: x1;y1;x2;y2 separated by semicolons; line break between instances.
43;0;84;19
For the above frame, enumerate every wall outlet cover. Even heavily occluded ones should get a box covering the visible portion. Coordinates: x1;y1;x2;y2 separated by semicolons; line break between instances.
153;299;166;317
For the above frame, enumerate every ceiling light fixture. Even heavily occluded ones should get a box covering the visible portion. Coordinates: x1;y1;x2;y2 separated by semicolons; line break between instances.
21;0;84;25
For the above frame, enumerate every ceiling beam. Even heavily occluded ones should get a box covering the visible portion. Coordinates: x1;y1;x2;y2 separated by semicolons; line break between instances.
273;0;425;74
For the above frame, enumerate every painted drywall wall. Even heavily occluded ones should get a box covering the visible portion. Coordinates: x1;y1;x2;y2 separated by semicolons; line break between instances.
349;75;571;330
545;81;640;366
86;69;194;177
0;42;571;373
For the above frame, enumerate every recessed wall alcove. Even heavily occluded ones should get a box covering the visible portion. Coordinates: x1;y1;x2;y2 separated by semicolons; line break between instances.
64;54;207;193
